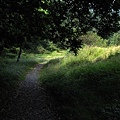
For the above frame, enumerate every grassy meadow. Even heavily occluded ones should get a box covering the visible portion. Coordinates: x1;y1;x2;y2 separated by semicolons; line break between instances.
39;45;120;120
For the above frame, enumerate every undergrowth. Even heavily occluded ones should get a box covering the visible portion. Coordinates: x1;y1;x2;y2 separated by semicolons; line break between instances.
0;57;38;113
40;46;120;120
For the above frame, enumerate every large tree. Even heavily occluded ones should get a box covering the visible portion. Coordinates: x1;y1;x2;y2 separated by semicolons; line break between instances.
1;0;120;57
47;0;120;54
1;0;50;61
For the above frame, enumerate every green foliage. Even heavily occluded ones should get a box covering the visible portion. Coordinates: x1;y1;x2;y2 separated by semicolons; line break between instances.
109;31;120;46
0;49;66;93
79;31;107;47
0;58;37;89
0;49;66;114
39;46;120;120
0;47;20;59
24;39;60;54
1;0;119;54
0;57;38;111
37;41;60;54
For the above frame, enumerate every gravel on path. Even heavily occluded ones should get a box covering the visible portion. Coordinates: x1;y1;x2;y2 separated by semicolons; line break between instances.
2;64;60;120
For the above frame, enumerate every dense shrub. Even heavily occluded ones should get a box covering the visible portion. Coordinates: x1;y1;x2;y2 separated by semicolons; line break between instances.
109;31;120;46
24;39;60;54
79;31;107;47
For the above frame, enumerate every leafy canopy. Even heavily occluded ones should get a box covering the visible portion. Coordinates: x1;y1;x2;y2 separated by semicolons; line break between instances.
1;0;120;54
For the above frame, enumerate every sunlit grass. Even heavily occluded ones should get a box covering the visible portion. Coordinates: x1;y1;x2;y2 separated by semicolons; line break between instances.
39;45;120;120
21;50;67;63
0;50;66;91
59;46;120;67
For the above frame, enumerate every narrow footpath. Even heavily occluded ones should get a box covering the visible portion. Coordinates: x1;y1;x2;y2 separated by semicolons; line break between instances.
3;64;59;120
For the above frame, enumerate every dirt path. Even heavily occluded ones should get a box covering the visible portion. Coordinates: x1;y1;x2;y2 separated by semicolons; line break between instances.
3;64;59;120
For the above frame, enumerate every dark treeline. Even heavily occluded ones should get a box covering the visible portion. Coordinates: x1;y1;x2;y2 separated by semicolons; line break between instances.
1;0;120;57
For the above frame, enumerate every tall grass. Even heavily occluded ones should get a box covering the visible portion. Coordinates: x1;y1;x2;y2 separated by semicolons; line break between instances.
39;46;120;120
0;57;38;113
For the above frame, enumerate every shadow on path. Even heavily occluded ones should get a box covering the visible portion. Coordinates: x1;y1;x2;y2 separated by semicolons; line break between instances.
2;64;59;120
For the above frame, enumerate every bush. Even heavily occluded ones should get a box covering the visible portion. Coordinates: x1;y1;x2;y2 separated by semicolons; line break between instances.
0;47;19;58
24;39;60;54
79;31;107;47
109;31;120;46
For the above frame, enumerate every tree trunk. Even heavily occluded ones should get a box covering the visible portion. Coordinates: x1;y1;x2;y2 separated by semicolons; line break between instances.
17;46;22;62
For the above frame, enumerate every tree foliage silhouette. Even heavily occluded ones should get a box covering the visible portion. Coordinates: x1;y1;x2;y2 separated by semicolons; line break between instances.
1;0;120;56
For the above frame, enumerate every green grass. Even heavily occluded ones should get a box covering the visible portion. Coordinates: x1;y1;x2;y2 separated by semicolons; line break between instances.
21;50;67;63
0;50;66;91
39;46;120;120
0;57;38;111
0;54;43;112
0;50;66;112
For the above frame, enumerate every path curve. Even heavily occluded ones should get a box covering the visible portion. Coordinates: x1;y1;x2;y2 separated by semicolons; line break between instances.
3;64;60;120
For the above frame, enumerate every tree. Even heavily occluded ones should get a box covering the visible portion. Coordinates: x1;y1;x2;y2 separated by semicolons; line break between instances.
46;0;120;54
1;0;50;61
1;0;120;58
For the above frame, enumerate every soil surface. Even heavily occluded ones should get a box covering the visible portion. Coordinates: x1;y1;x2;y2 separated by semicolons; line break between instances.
2;64;60;120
